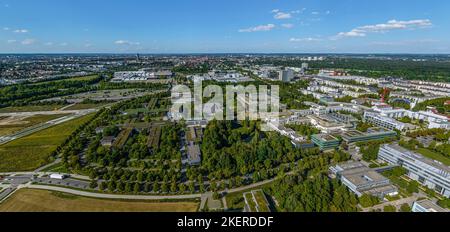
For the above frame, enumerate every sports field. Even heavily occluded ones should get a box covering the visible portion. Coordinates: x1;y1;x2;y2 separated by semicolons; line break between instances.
0;114;95;172
0;189;199;212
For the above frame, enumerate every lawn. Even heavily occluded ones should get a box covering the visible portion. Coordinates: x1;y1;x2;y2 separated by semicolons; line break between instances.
0;114;95;172
0;105;65;113
417;148;450;166
253;190;270;212
0;114;70;136
63;103;109;111
31;75;99;85
225;182;274;210
244;192;257;212
0;189;199;212
40;162;70;173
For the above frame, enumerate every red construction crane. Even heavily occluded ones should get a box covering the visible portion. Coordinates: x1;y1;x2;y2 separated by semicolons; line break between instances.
380;88;390;103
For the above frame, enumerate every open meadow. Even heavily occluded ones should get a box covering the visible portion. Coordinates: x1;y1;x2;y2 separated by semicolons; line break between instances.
0;189;199;212
0;113;95;172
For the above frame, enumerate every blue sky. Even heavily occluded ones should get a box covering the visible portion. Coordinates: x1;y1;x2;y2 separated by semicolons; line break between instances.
0;0;449;53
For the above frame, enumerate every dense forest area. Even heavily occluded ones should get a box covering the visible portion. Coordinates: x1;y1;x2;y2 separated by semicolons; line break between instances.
200;120;321;180
268;151;358;212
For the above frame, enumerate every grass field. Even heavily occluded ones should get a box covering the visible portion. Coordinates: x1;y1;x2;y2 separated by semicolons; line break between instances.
225;182;274;210
0;114;95;172
417;148;450;166
253;190;270;212
0;105;65;113
63;103;108;111
40;162;70;173
31;75;99;85
0;189;199;212
0;114;69;136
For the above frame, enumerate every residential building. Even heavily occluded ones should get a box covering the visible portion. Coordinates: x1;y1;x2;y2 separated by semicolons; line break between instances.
378;144;450;197
279;69;294;82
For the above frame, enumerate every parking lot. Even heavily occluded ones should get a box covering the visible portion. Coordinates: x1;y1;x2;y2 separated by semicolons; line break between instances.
34;177;91;190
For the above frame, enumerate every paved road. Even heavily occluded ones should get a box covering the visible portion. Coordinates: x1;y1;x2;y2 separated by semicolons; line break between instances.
0;188;16;203
27;185;202;200
34;159;62;172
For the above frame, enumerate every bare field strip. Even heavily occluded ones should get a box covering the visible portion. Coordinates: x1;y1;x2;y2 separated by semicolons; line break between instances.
0;189;199;212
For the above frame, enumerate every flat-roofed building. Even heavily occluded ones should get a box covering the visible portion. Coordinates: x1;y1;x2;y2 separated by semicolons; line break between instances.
412;199;449;212
187;142;201;166
312;134;341;150
378;143;450;197
341;128;397;144
330;161;398;198
364;111;416;132
307;114;350;134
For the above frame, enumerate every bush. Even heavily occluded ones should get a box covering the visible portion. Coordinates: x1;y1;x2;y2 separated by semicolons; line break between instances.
359;194;380;208
400;203;411;212
384;205;397;212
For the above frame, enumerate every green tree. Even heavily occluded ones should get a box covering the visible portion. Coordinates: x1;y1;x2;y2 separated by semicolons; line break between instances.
400;203;411;212
359;194;380;208
384;205;397;212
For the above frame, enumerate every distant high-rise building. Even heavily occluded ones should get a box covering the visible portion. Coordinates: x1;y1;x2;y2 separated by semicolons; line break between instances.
279;69;294;82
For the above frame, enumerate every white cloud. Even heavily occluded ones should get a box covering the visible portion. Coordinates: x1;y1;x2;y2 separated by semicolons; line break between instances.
325;10;331;15
291;8;306;14
21;39;35;45
290;37;322;42
335;19;432;39
274;12;292;19
311;11;319;15
3;27;9;31
337;29;366;38
239;24;275;33
281;24;294;29
44;42;53;46
115;40;141;45
14;29;28;33
271;9;280;13
7;39;16;43
59;42;68;46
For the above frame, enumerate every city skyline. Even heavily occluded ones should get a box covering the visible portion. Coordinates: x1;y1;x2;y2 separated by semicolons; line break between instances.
1;0;450;53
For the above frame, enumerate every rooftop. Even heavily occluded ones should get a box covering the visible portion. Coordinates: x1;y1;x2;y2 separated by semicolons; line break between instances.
414;199;449;212
385;143;450;173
